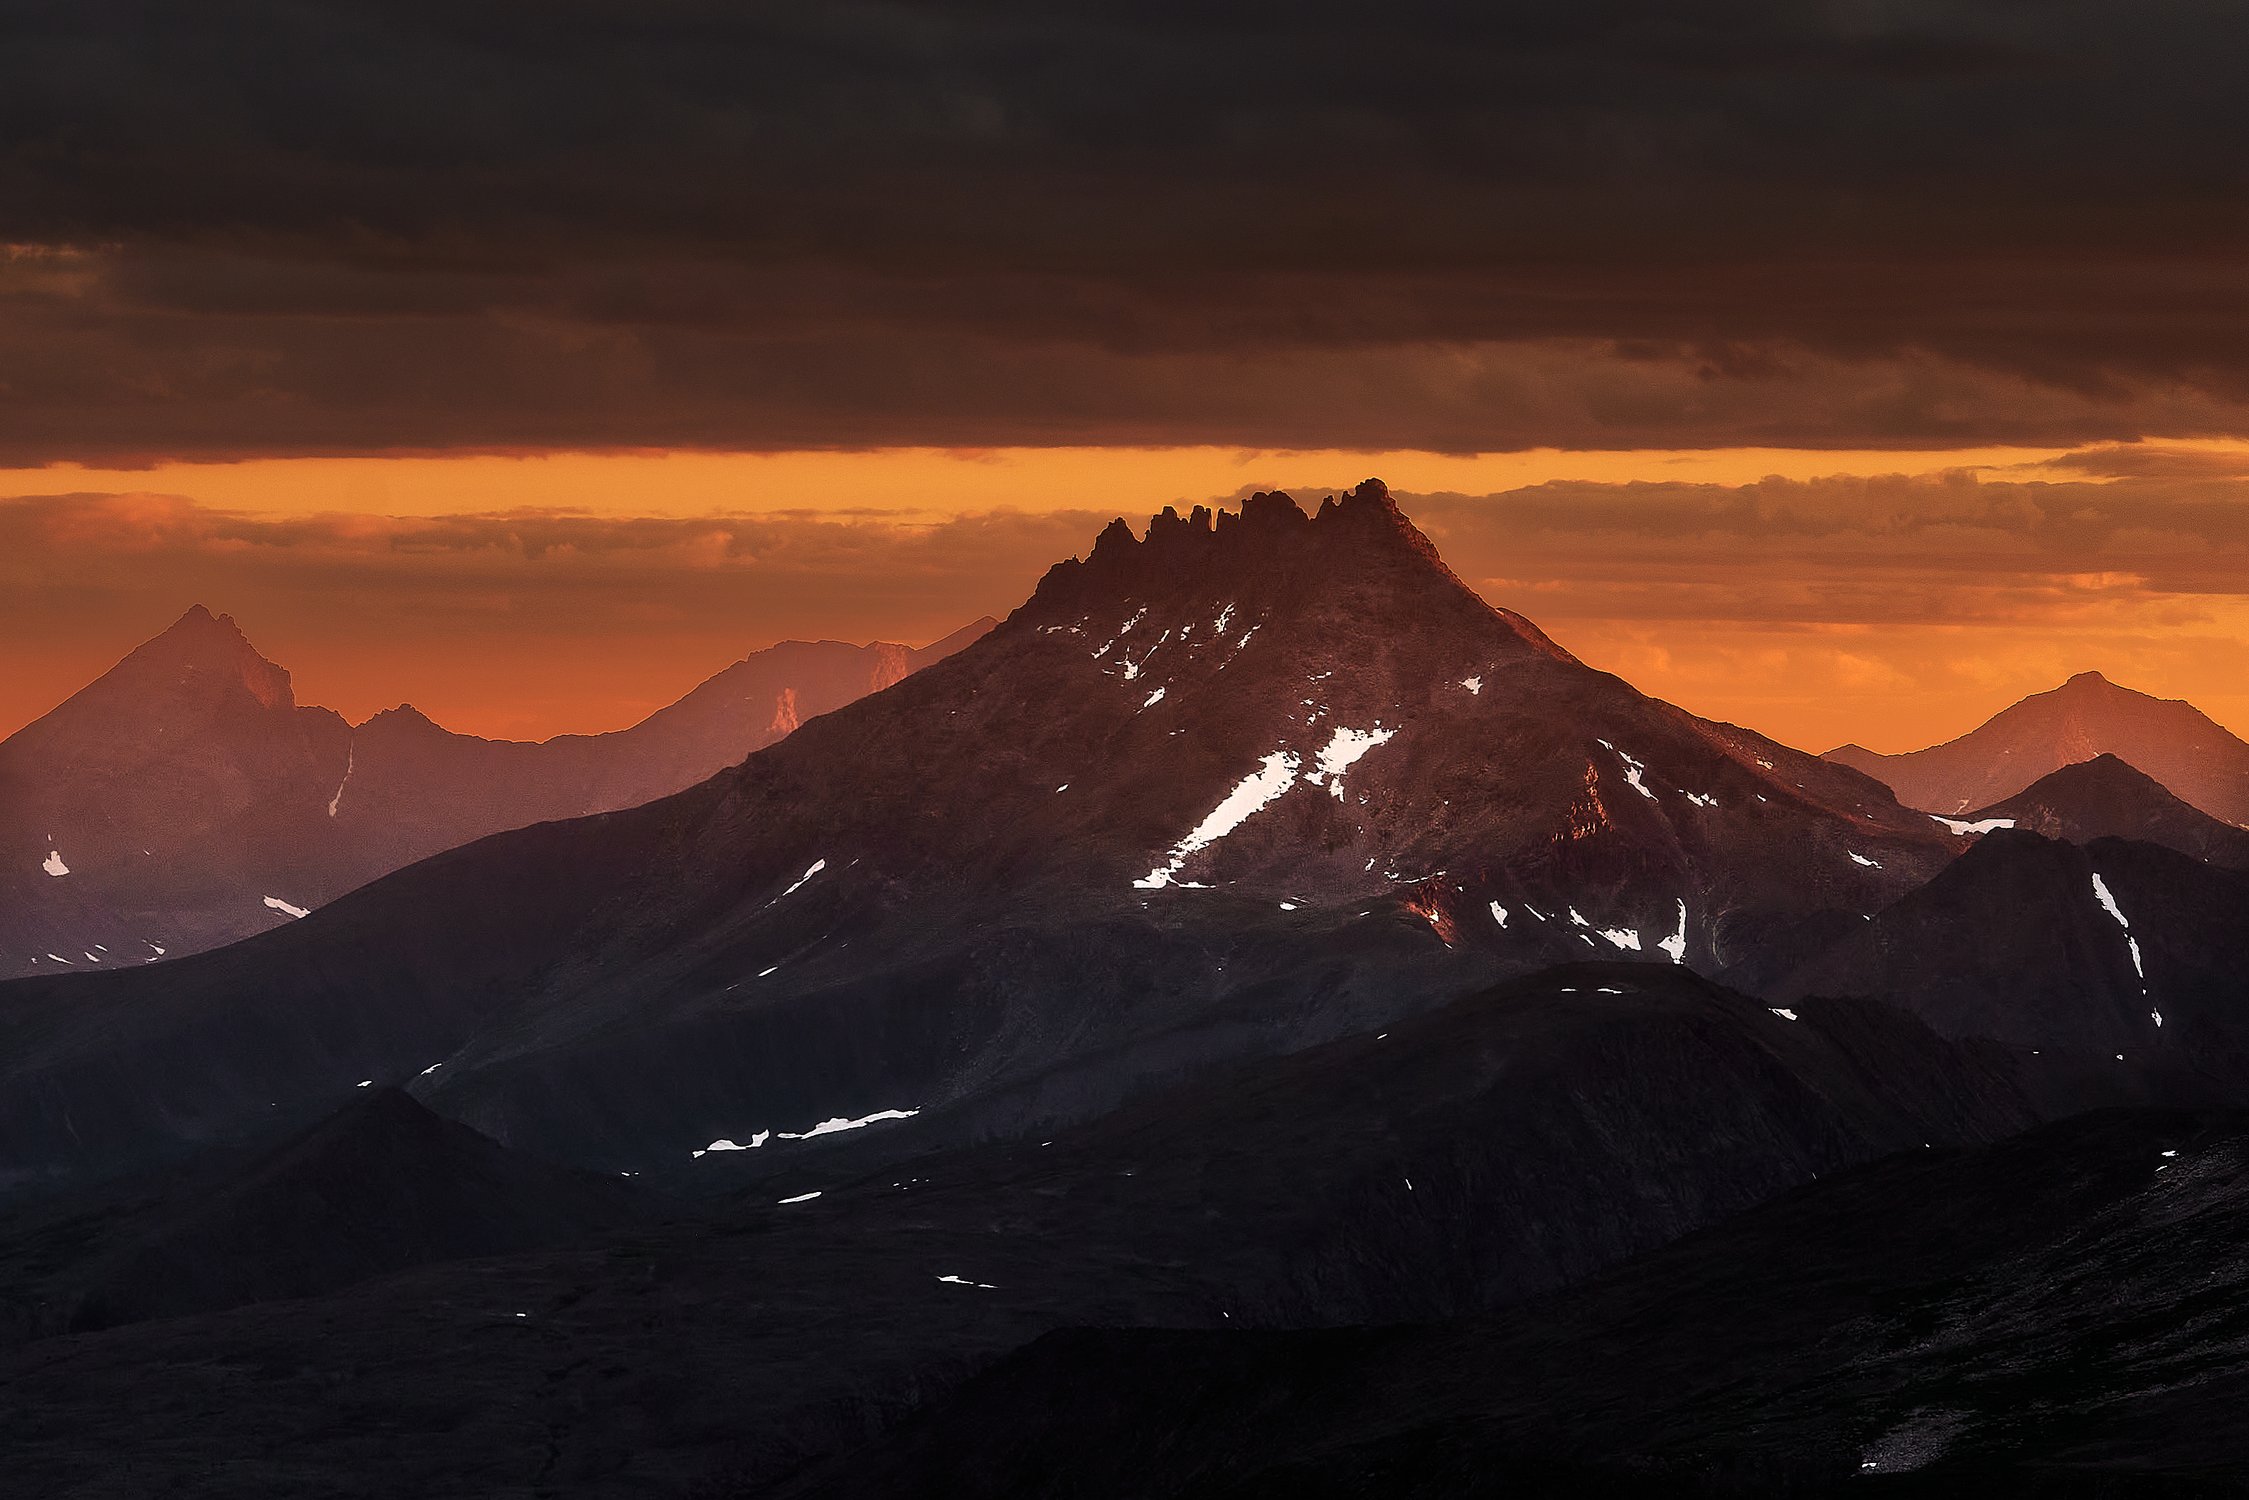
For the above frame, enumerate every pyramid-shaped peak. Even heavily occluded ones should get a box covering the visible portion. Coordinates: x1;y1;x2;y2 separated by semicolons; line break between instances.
157;603;246;644
2062;669;2115;689
120;605;294;710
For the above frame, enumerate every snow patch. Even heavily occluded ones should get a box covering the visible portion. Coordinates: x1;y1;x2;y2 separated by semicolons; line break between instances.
1769;1008;1799;1022
1848;852;1880;868
693;1132;773;1158
2092;872;2148;984
1460;676;1483;694
1488;901;1508;929
785;1108;921;1140
1597;740;1656;800
777;1191;822;1205
1598;927;1641;951
1658;900;1688;963
2091;871;2131;928
937;1274;998;1290
41;850;67;878
328;745;354;817
263;896;311;919
1135;751;1299;889
1311;724;1395;800
1142;687;1165;708
778;859;827;899
1934;815;2015;835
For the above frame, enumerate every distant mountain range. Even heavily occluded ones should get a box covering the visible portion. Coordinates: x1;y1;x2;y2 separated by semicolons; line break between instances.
0;608;992;978
1828;670;2249;828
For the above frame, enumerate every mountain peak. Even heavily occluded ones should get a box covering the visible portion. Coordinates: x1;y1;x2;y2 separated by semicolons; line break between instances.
2061;669;2116;691
122;605;294;711
1029;480;1489;632
156;603;245;647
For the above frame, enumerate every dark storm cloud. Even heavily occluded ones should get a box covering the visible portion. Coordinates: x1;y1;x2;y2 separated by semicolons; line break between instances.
6;1;2249;457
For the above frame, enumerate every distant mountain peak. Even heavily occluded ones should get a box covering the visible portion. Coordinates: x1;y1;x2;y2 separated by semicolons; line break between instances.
1827;670;2249;826
120;605;295;711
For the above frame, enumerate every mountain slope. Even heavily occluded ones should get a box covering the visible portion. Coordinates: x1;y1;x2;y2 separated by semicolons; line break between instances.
1779;831;2249;1085
0;1088;654;1337
1966;754;2249;869
1827;671;2249;826
0;964;2062;1497
0;483;1968;1192
767;1110;2249;1500
323;625;993;891
0;613;991;979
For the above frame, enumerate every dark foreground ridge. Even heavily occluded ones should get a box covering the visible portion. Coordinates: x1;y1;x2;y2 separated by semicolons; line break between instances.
767;1109;2249;1500
0;964;2077;1496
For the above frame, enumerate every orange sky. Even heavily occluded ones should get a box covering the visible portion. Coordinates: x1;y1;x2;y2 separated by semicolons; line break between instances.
7;442;2249;756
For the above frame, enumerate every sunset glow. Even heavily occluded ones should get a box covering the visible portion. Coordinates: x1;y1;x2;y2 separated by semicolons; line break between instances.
9;441;2249;751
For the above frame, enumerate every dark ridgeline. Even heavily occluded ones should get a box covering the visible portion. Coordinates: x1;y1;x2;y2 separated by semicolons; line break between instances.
4;489;2249;1496
0;608;993;977
1828;670;2249;827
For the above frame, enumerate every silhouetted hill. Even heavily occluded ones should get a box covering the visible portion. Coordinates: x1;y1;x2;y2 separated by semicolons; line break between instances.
1968;753;2249;868
0;1088;655;1338
1780;831;2249;1089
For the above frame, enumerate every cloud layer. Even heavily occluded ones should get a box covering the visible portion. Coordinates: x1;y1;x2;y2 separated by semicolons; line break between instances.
8;3;2249;456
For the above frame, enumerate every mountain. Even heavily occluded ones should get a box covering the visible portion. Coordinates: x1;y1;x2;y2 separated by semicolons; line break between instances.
0;606;354;975
0;1088;654;1338
768;1109;2249;1499
1827;671;2249;827
1779;830;2249;1085
0;964;2064;1496
0;482;1973;1193
319;623;993;893
0;611;993;979
1964;753;2249;869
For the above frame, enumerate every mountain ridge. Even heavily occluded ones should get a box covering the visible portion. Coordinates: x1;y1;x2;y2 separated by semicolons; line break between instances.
0;483;1976;1193
0;611;993;979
